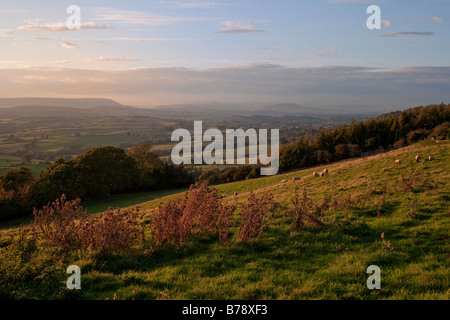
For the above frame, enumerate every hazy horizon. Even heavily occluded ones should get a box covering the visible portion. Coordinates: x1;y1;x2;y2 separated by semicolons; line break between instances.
1;1;449;111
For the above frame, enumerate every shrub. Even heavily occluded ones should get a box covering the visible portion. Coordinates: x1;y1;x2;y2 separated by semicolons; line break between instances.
78;208;145;255
152;199;185;246
152;183;235;246
32;195;85;256
32;194;145;258
237;192;278;243
289;187;325;230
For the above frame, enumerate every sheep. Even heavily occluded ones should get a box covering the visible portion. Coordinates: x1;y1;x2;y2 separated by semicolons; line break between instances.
320;172;325;177
428;156;435;161
134;205;141;211
292;176;301;181
323;168;329;174
415;155;421;162
313;172;319;177
221;194;229;198
234;192;239;196
395;159;402;164
281;179;289;184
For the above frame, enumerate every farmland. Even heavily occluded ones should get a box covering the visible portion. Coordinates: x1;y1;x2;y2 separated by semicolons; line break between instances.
1;140;448;300
0;111;362;175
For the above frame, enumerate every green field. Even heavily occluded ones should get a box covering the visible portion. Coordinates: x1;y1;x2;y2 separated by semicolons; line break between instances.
0;156;48;177
0;141;449;300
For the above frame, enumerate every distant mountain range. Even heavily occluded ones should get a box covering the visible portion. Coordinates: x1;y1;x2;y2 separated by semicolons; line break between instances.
0;98;380;119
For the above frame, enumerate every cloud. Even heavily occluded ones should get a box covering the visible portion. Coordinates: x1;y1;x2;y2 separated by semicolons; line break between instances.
382;20;391;28
215;20;265;34
59;40;78;49
101;36;190;42
93;8;207;25
421;16;445;24
1;65;448;111
18;21;109;32
0;9;29;13
377;31;435;37
86;56;141;62
165;1;228;8
0;29;14;39
311;47;346;57
432;17;445;24
0;56;141;67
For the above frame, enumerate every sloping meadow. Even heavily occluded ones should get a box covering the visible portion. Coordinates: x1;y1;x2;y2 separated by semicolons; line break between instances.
0;141;448;299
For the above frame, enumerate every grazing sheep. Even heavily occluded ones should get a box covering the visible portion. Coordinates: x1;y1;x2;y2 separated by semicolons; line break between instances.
395;159;402;164
415;155;421;162
428;156;435;161
292;176;301;181
323;168;329;174
313;172;319;177
320;172;325;177
234;192;239;196
281;179;289;184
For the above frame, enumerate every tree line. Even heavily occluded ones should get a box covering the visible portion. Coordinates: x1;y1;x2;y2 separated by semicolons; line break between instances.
199;103;450;184
0;145;192;220
1;103;449;220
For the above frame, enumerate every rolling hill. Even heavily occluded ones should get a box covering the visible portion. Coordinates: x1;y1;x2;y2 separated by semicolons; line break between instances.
1;140;447;300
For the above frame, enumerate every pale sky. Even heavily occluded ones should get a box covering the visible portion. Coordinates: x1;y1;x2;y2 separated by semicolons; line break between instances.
0;0;449;110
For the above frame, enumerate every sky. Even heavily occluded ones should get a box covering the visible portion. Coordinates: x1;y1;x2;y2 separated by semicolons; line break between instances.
0;0;449;110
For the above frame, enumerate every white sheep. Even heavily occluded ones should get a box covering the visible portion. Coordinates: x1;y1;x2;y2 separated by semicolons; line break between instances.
395;159;402;164
415;155;421;162
428;156;435;161
320;172;325;177
234;192;239;196
313;172;319;177
323;168;329;174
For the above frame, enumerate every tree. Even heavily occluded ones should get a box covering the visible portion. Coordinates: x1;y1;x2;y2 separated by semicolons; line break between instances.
73;146;140;199
0;167;34;193
0;167;34;220
126;144;164;171
127;144;165;190
21;153;32;164
29;159;83;207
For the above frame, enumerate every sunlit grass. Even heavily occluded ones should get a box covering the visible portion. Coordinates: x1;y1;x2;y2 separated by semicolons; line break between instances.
1;141;449;300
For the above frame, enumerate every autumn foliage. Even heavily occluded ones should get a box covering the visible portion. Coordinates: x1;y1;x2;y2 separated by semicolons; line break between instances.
152;183;235;246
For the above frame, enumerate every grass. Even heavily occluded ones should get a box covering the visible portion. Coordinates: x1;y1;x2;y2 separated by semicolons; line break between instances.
0;141;449;300
83;188;188;214
0;157;48;176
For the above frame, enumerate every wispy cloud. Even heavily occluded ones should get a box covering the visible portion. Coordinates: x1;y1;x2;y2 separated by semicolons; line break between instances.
377;31;435;37
164;1;228;8
215;20;265;34
59;40;78;49
382;20;391;28
86;56;141;62
93;8;207;25
18;21;109;32
0;9;29;13
421;16;445;24
311;47;346;57
101;36;190;42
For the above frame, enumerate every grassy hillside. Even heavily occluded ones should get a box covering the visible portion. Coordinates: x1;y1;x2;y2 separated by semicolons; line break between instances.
0;141;448;300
